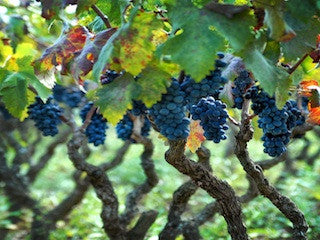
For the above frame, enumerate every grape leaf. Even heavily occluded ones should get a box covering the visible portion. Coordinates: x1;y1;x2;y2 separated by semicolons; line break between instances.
95;73;141;125
186;120;205;153
93;8;162;81
243;46;290;107
160;0;254;81
135;63;171;108
71;28;117;80
281;0;320;61
160;0;225;82
33;25;89;88
263;2;296;42
0;72;31;120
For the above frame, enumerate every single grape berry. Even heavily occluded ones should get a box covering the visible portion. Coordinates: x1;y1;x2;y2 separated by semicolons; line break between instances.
80;102;108;146
149;79;190;140
190;97;229;143
27;96;63;136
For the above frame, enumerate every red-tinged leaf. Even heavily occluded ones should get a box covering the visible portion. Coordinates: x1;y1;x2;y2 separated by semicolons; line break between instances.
299;80;319;97
186;120;205;153
33;26;90;88
308;107;320;125
71;28;117;80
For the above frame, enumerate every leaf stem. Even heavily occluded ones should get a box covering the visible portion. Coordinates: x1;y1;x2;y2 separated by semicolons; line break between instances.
91;4;112;28
287;53;308;74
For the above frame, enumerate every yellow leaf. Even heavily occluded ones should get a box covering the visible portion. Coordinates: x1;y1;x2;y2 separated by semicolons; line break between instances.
186;120;205;153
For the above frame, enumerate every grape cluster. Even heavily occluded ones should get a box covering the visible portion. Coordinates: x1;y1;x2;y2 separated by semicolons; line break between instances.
131;100;148;116
190;97;229;143
181;58;228;109
80;102;108;146
232;70;254;109
116;114;151;141
149;79;190;140
285;100;305;128
247;86;305;157
27;97;63;136
53;84;84;108
101;70;120;85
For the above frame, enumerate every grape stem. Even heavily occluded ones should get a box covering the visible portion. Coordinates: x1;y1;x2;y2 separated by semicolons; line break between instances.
91;4;112;28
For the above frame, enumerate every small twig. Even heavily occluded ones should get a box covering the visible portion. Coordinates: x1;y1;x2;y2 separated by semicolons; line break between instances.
177;70;185;84
91;4;112;28
287;53;309;74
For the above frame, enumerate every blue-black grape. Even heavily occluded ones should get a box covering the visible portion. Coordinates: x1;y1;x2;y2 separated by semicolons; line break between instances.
190;97;229;143
27;96;63;136
80;102;108;146
149;79;190;140
181;58;228;109
0;105;12;119
232;70;254;109
132;100;148;116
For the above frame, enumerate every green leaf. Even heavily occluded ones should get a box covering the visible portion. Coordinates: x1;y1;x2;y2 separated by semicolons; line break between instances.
205;3;255;50
0;73;30;120
281;0;320;61
95;73;141;125
263;41;280;64
160;0;225;81
243;46;290;107
160;0;254;81
264;4;296;42
136;64;171;108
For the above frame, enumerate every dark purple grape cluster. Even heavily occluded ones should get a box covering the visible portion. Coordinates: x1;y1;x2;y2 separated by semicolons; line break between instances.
232;70;254;109
116;114;151;141
27;97;63;136
149;79;190;140
100;70;120;85
190;97;228;143
247;86;305;157
181;57;228;109
285;100;305;128
53;84;84;108
80;102;108;146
